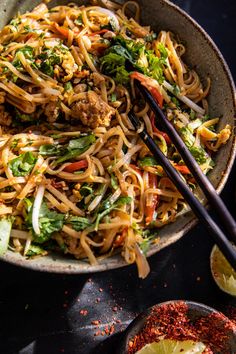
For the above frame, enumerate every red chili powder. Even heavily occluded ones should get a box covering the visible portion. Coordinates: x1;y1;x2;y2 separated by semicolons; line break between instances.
194;312;236;353
128;302;236;354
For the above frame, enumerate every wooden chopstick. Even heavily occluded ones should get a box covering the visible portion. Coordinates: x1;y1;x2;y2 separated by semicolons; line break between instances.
135;80;236;243
128;111;236;270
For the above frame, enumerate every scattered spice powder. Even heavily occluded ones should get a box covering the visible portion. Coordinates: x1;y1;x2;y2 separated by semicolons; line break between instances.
127;302;236;354
94;330;101;337
109;324;115;335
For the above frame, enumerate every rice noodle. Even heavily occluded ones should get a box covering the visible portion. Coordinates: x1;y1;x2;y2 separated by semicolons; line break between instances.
11;229;32;239
163;80;205;115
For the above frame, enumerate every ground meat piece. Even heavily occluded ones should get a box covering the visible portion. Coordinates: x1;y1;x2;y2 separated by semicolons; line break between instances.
44;101;60;123
0;105;12;126
70;91;115;128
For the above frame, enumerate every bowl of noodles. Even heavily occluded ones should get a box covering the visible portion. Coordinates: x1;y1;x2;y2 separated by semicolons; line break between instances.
0;0;235;276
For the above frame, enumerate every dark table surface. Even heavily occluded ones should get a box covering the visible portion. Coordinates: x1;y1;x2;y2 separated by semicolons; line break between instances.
0;1;236;353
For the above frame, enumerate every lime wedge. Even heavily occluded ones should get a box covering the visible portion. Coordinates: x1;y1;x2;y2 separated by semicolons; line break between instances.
210;244;236;296
135;339;206;354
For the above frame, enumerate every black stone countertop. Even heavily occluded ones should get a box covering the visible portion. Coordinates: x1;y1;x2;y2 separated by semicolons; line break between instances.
0;1;235;353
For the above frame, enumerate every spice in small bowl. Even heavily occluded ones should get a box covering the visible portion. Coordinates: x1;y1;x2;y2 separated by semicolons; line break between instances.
119;300;236;354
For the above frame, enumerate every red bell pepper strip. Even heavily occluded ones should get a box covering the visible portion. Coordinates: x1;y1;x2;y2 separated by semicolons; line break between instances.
53;23;69;37
63;160;88;173
114;227;127;247
150;113;171;145
145;173;159;225
129;164;142;176
149;87;163;109
174;164;191;174
130;72;163;108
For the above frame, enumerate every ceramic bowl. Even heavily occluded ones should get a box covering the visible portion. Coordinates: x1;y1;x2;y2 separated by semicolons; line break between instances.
0;0;235;273
119;300;236;353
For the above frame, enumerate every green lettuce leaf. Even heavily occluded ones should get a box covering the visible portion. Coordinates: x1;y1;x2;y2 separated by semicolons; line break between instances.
26;201;65;244
9;152;37;177
66;216;91;231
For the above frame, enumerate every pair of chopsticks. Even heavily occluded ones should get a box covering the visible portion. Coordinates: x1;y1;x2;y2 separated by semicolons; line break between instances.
128;79;236;269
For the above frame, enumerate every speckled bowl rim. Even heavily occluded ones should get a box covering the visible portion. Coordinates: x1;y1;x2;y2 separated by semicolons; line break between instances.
0;0;236;273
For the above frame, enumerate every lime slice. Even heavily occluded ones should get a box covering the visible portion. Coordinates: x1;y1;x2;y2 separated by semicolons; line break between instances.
135;339;206;354
210;244;236;296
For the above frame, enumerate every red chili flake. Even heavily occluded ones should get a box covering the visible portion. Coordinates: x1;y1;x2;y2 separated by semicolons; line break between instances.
94;330;101;337
112;306;118;312
91;320;100;326
116;319;121;324
95;298;101;303
195;312;236;353
127;302;235;354
109;325;115;335
104;326;110;335
80;309;88;316
99;288;103;292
